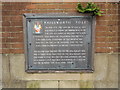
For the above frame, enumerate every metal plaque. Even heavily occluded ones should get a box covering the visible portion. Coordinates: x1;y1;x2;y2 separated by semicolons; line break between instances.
23;13;95;72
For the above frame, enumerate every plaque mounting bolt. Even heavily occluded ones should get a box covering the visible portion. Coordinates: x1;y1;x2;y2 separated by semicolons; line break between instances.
87;65;90;68
58;19;60;21
29;65;32;68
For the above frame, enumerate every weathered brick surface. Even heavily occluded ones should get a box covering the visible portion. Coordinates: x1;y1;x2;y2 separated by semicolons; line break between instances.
2;2;120;53
118;2;120;52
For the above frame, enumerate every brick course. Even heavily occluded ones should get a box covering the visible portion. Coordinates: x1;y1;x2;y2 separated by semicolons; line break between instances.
2;2;120;53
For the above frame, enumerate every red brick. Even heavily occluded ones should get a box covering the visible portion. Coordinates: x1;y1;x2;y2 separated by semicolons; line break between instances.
96;21;108;26
2;38;23;42
31;10;47;13
10;10;32;15
10;49;24;53
10;5;26;10
26;4;60;9
31;2;52;4
95;43;118;47
3;16;23;21
95;48;110;53
1;2;120;54
47;4;60;9
118;48;120;52
0;33;3;38
11;43;24;48
0;27;1;32
2;21;10;26
95;47;118;53
108;26;118;31
27;4;50;9
0;22;2;26
118;32;120;36
2;33;11;37
96;37;118;42
118;10;120;15
0;37;2;42
109;15;118;20
10;2;31;5
47;10;64;13
0;49;2;54
64;9;77;12
2;2;11;5
10;21;23;26
2;4;12;10
2;38;11;42
11;38;23;42
97;3;108;10
2;27;23;32
96;26;108;31
2;16;11;21
11;16;22;21
96;15;111;20
107;21;118;26
10;33;23;38
78;2;87;6
59;4;76;9
1;49;10;54
96;31;117;36
2;32;23;38
25;4;36;9
107;3;118;10
107;10;118;14
118;21;120;25
0;44;2;48
2;44;11;48
2;11;11;16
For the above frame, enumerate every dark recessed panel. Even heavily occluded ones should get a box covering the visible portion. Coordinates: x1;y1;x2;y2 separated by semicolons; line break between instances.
23;13;95;72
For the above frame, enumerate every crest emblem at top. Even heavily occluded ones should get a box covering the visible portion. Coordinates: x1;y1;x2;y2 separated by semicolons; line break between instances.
34;22;42;33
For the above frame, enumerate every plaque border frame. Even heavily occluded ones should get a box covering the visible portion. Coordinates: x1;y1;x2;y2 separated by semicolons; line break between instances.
23;13;96;73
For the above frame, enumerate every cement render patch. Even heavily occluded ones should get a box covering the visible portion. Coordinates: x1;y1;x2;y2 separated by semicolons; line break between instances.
7;54;81;80
94;54;108;81
107;54;118;82
94;81;118;88
2;54;11;83
1;53;119;88
59;80;80;88
40;80;58;88
27;81;40;88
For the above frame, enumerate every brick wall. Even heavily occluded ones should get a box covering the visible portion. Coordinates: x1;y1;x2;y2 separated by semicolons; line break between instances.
2;2;119;54
118;1;120;52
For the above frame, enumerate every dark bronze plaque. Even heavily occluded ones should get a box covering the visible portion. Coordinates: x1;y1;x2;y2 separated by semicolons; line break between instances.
23;13;95;72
